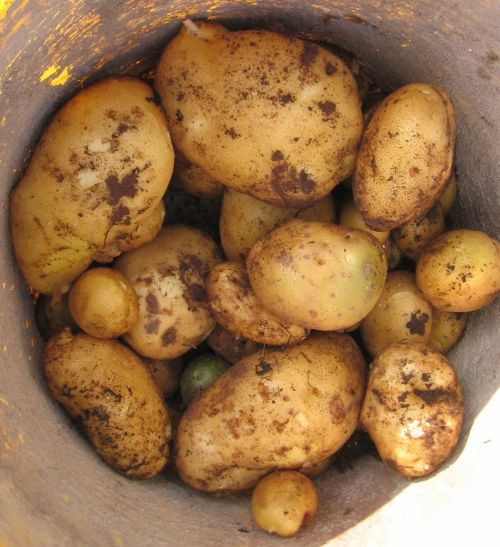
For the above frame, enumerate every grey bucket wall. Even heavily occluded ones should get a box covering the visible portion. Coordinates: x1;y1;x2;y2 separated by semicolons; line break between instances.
0;1;498;545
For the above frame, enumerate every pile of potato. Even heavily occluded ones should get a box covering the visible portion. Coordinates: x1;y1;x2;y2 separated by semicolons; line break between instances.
10;20;500;538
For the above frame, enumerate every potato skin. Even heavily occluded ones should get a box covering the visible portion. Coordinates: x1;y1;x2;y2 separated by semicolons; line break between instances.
416;229;500;311
114;226;222;359
207;325;262;364
10;76;174;294
206;261;307;345
429;309;469;354
174;153;224;200
339;196;389;244
43;330;170;478
142;358;184;399
156;22;363;207
354;83;455;230
360;342;463;478
246;219;387;331
176;333;365;493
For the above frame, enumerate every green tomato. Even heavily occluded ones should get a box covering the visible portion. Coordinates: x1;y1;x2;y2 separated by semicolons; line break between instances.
180;354;230;406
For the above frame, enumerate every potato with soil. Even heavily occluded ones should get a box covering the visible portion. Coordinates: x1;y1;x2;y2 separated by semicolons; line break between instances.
173;153;224;200
416;229;500;311
360;271;433;357
176;333;365;493
156;21;363;207
143;358;184;399
247;219;387;331
360;342;463;477
206;261;307;345
220;189;335;261
354;83;455;230
43;330;170;478
114;226;222;359
429;309;469;354
207;325;262;364
10;76;174;295
339;195;389;244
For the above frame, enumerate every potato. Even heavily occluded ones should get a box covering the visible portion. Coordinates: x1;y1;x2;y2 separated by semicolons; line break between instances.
416;229;500;311
114;226;222;359
156;21;363;207
206;262;307;345
143;358;184;399
35;293;77;341
10;76;174;294
339;195;390;244
173;152;224;200
207;325;262;364
429;309;469;354
300;456;332;478
360;271;433;357
383;238;402;271
176;333;365;492
438;173;458;215
392;204;446;261
360;342;463;478
43;330;170;478
251;471;318;537
246;219;387;331
68;268;139;339
354;83;455;230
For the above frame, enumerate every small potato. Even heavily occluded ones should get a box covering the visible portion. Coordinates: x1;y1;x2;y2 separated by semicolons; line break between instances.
220;189;335;262
43;330;170;478
143;358;184;398
174;152;224;200
207;325;262;364
360;342;463;477
392;204;446;261
69;268;138;339
416;229;500;311
429;309;469;354
300;457;331;478
360;271;433;357
115;226;222;359
383;238;402;271
354;83;455;230
206;262;307;345
247;220;387;331
339;196;390;244
251;471;318;537
438;173;458;216
35;293;77;341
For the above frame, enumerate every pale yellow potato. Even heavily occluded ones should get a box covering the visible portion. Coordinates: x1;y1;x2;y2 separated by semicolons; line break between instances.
43;330;170;478
416;229;500;311
10;76;174;294
429;309;469;354
354;83;455;230
174;152;224;200
360;271;433;357
300;456;332;478
339;196;390;243
176;333;365;492
68;268;138;339
360;342;463;478
383;238;402;271
114;226;222;359
156;22;363;207
207;261;307;345
251;471;318;537
220;189;335;261
246;219;387;331
206;325;262;364
392;204;446;261
142;358;184;398
438;173;458;215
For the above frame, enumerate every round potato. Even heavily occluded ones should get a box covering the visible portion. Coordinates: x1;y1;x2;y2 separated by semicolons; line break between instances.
176;333;365;493
392;204;445;261
143;358;184;399
69;268;138;339
174;152;224;200
246;219;387;331
360;342;463;478
10;76;174;294
300;456;331;478
207;325;262;364
156;21;363;207
354;83;456;230
429;309;469;354
339;196;390;244
360;271;433;357
43;330;170;478
438;173;458;216
114;226;222;359
207;262;307;345
383;238;402;271
416;229;500;311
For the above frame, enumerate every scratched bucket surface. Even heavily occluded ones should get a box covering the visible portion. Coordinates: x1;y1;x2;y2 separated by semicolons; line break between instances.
0;1;498;546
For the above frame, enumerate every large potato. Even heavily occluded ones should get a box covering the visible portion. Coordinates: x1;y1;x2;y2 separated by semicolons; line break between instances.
354;83;455;230
176;333;365;493
156;22;363;207
360;342;463;478
220;189;335;261
246;220;387;331
43;330;170;478
206;261;307;345
114;226;222;359
416;229;500;311
10;76;174;294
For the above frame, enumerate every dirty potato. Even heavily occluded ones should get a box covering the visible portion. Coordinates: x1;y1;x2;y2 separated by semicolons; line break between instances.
428;309;469;354
207;325;262;364
174;152;224;200
142;357;184;398
339;195;390;244
360;342;463;478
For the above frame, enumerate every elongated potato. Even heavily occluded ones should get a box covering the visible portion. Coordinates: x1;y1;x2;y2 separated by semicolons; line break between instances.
10;76;174;294
43;330;170;478
206;261;307;345
354;83;455;230
156;22;363;207
176;333;365;492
